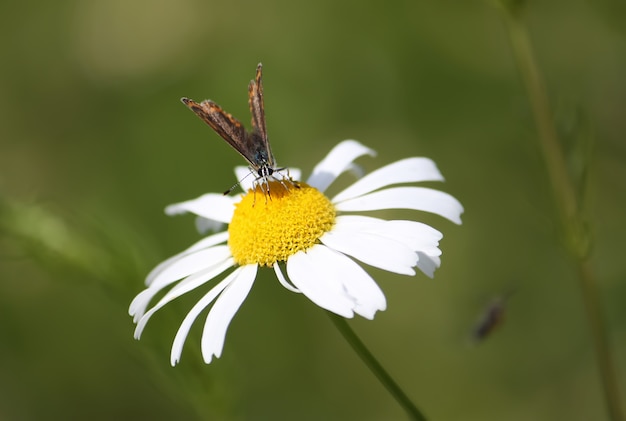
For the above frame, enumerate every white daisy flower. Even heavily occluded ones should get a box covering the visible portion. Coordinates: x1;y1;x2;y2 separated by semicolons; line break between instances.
129;139;463;366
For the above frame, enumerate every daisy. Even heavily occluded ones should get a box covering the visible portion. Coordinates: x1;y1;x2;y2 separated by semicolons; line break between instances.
129;139;463;365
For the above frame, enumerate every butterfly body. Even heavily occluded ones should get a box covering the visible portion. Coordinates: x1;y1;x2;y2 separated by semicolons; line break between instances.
182;63;282;194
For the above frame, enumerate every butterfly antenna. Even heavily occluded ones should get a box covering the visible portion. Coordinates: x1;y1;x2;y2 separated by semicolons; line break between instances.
223;182;241;196
223;170;254;195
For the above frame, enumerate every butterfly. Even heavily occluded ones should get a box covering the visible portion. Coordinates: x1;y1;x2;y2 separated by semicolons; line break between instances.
181;63;286;195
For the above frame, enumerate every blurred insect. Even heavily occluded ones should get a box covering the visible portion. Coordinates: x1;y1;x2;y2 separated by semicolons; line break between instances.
470;289;515;344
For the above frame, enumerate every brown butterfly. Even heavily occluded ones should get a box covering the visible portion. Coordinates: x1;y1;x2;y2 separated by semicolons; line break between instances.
181;63;282;195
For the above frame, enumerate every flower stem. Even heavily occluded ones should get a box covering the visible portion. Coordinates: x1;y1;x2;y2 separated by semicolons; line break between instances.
327;312;427;421
501;6;624;420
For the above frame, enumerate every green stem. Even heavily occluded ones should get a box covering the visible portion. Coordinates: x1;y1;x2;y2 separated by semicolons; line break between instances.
505;11;580;239
502;7;624;420
327;312;427;421
577;258;624;421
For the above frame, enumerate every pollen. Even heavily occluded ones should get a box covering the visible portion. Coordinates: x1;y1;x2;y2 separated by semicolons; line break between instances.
228;181;336;267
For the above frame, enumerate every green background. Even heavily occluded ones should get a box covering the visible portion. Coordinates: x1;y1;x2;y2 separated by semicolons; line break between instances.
1;0;625;419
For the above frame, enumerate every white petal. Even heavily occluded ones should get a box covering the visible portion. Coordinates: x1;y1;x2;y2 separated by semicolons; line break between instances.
146;245;231;293
170;268;242;366
320;230;417;275
332;157;444;203
133;257;235;338
165;193;238;223
416;252;441;278
201;264;257;363
235;166;255;191
287;247;356;318
333;216;443;257
345;162;366;179
130;245;232;321
306;140;376;193
195;217;226;235
145;231;229;287
287;245;386;319
310;245;386;319
283;167;301;183
336;268;387;320
273;264;300;293
328;214;385;229
379;220;443;255
335;186;464;225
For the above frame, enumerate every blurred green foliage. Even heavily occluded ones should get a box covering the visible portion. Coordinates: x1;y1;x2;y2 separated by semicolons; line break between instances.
1;0;625;419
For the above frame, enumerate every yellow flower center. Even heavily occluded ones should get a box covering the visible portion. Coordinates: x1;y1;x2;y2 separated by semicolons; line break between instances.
228;181;336;267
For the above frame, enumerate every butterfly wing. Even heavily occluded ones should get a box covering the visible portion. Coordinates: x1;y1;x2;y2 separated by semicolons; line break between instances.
247;63;275;167
181;97;256;167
